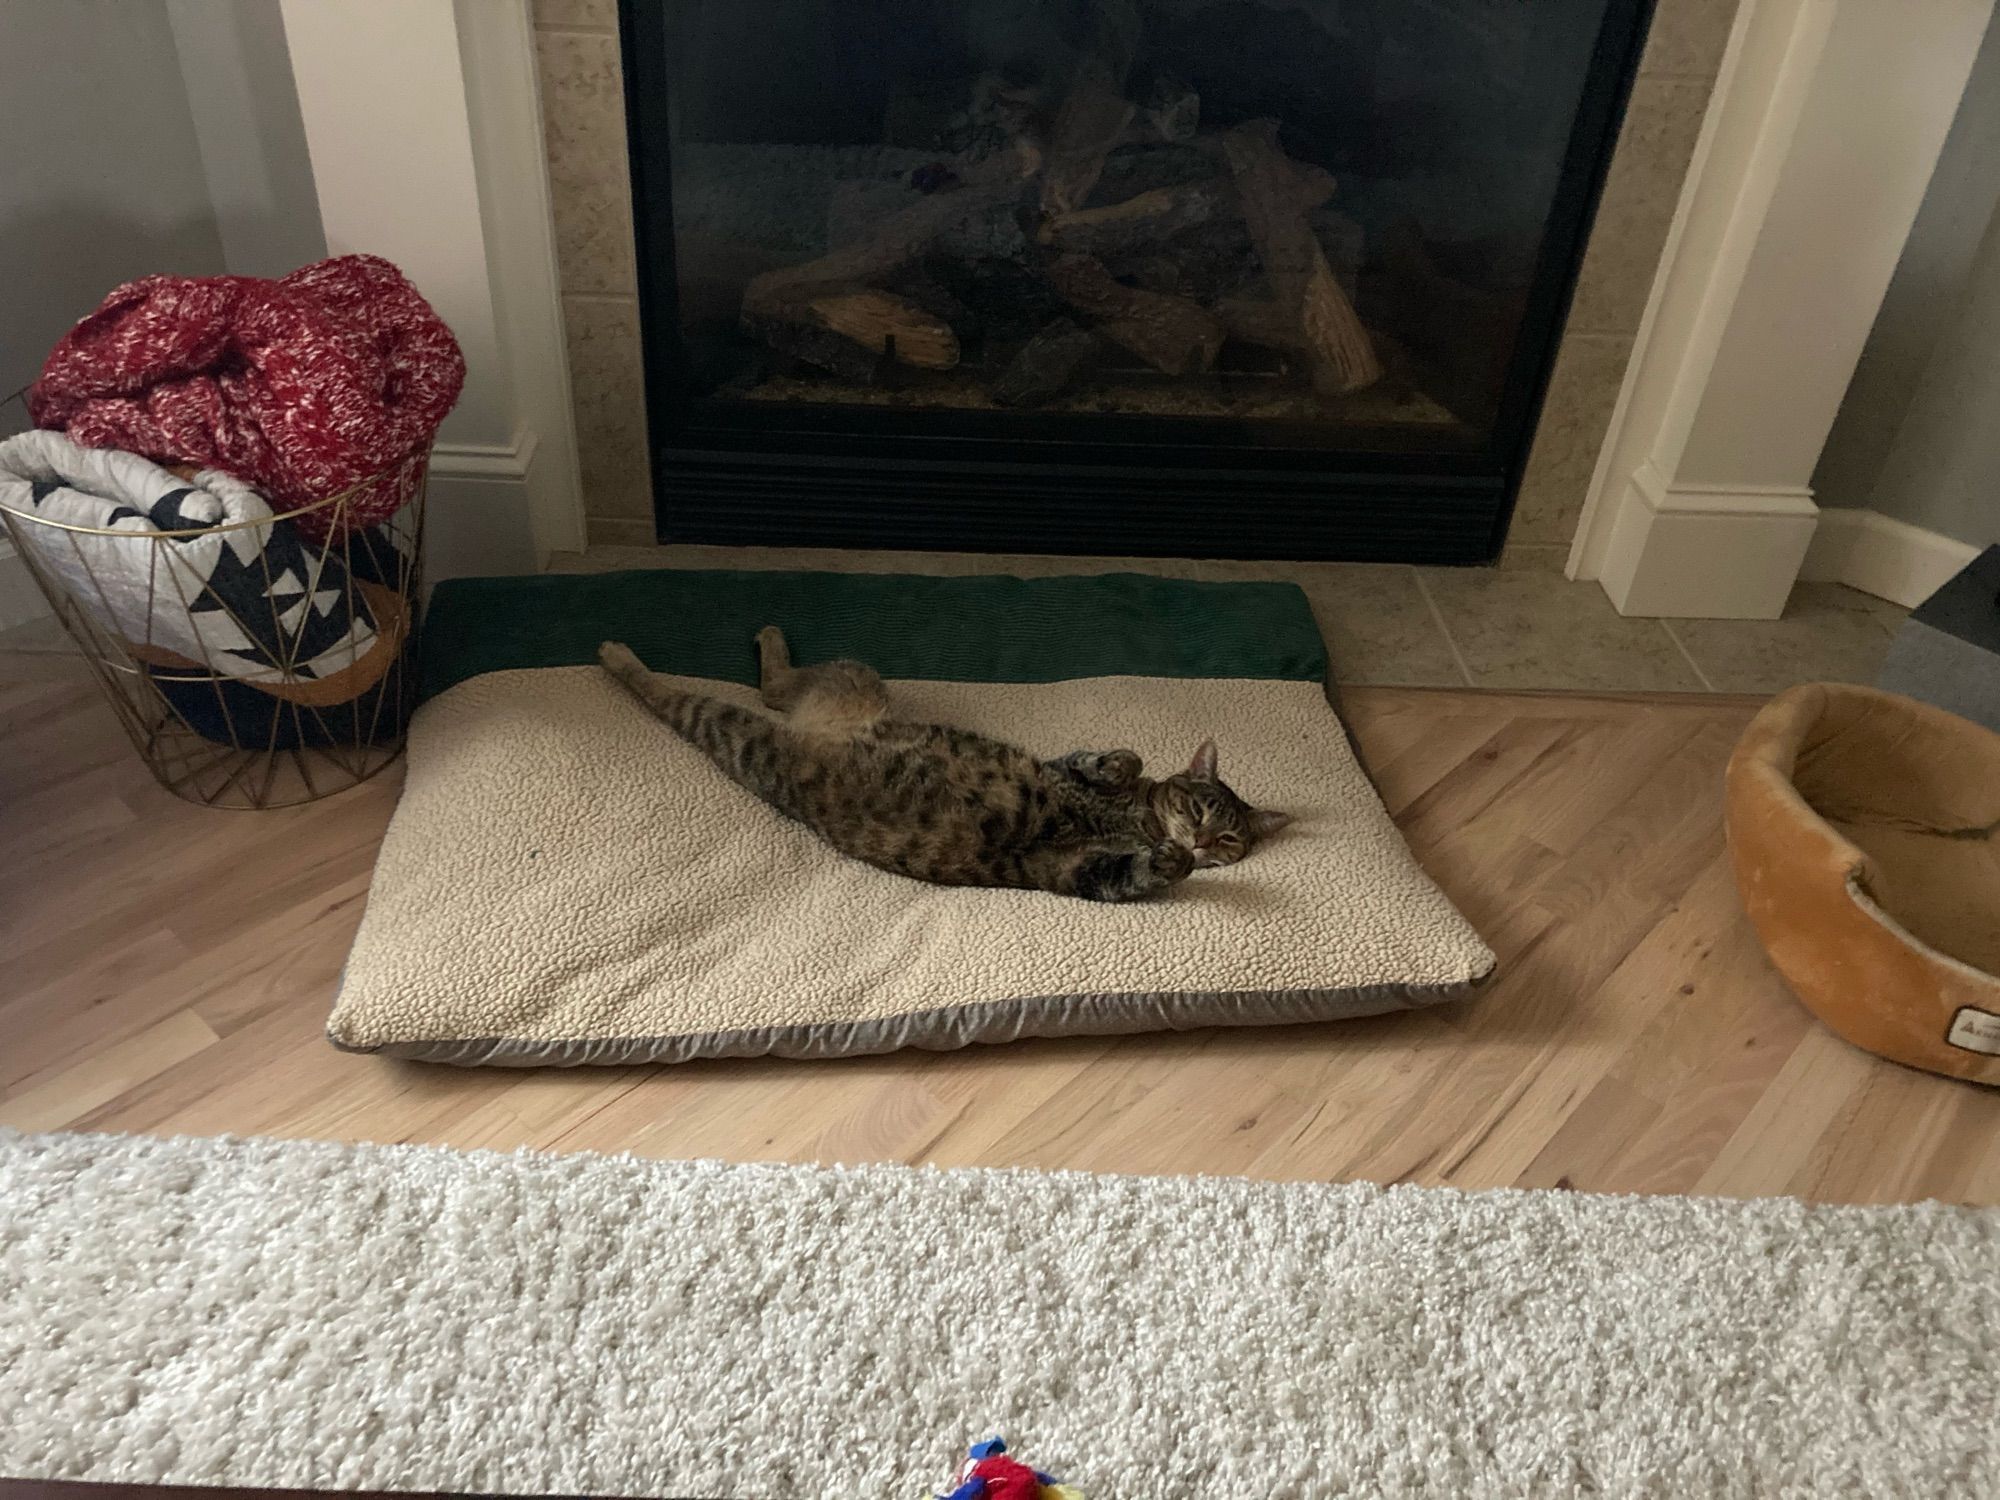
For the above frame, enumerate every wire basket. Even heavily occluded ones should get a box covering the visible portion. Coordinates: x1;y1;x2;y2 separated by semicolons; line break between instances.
0;450;428;810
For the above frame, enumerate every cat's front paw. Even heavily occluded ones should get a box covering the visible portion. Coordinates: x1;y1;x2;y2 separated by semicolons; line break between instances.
1142;840;1194;886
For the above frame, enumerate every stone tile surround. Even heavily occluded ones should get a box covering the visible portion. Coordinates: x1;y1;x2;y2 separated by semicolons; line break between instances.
531;0;1740;561
527;543;1908;698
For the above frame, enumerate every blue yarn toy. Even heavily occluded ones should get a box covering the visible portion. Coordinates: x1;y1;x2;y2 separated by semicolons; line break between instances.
932;1437;1081;1500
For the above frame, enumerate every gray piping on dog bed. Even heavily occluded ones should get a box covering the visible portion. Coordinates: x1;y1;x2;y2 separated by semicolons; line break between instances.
331;974;1490;1067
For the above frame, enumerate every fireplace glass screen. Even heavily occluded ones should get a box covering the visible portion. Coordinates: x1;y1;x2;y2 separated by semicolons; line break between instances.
621;0;1650;561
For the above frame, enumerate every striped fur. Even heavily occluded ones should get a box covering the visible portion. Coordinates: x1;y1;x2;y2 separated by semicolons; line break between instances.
599;631;1287;902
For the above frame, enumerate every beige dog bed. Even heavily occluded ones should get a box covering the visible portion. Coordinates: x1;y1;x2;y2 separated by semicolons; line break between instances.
329;569;1493;1064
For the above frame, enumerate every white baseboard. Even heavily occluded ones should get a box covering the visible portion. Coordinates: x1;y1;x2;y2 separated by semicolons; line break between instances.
427;428;543;582
0;537;54;630
1597;461;1819;618
431;427;539;483
1798;507;1980;608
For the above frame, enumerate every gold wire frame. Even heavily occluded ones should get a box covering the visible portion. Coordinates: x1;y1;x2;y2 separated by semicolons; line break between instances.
0;449;429;810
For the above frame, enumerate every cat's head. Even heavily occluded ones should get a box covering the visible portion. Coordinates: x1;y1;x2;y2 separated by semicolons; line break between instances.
1154;739;1291;867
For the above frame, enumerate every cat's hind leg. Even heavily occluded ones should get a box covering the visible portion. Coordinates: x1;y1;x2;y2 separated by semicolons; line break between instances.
755;626;888;737
755;624;794;698
1051;748;1144;787
600;641;772;770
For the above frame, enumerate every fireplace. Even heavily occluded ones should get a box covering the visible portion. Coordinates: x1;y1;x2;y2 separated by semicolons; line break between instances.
618;0;1652;562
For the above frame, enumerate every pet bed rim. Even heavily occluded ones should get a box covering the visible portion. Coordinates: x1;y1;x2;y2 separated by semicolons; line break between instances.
329;972;1495;1067
1846;873;2000;994
1732;681;2000;989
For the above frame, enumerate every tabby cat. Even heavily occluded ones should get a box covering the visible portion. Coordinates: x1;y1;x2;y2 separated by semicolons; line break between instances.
599;630;1289;902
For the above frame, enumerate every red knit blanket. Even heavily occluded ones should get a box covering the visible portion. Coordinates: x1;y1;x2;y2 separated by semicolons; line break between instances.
30;255;463;539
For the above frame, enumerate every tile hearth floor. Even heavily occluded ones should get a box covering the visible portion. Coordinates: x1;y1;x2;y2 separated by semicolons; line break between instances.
547;544;1910;697
0;544;1909;698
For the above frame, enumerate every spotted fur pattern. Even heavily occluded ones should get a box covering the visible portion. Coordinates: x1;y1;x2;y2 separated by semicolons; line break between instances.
599;630;1290;902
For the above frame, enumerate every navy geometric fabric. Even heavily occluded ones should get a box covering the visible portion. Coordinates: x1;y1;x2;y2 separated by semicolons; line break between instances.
0;430;378;683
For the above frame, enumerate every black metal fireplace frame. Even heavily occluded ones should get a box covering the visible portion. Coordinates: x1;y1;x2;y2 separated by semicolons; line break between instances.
617;0;1654;563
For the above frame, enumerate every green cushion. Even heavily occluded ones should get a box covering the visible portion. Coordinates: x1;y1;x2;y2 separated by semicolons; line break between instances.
419;568;1328;703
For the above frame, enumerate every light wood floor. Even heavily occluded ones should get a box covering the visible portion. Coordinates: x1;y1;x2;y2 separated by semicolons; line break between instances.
5;647;1997;1205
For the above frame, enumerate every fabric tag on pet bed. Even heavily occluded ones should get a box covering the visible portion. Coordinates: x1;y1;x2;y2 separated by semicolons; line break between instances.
330;568;1493;1065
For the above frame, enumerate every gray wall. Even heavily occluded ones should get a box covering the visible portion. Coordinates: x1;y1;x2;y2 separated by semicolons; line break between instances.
0;0;227;414
165;0;326;280
0;0;325;628
1;0;324;422
1813;16;2000;548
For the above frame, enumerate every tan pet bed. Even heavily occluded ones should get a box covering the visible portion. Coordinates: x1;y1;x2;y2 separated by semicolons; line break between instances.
1727;683;2000;1084
329;569;1494;1065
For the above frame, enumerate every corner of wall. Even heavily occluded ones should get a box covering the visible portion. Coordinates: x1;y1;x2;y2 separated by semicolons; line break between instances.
1572;0;1987;618
456;0;588;565
1799;507;1981;607
165;0;327;279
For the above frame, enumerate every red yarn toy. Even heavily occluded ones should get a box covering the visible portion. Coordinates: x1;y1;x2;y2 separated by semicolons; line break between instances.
957;1456;1042;1500
934;1438;1082;1500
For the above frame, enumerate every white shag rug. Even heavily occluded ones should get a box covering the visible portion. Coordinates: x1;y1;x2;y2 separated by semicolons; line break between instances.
2;1131;1996;1499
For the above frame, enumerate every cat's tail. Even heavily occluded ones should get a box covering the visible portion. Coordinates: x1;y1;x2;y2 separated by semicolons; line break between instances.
598;641;776;785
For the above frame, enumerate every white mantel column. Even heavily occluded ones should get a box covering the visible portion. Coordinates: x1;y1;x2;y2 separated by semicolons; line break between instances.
1572;0;1992;618
278;0;584;577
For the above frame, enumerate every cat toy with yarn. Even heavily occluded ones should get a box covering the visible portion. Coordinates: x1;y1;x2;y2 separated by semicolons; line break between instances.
933;1437;1084;1500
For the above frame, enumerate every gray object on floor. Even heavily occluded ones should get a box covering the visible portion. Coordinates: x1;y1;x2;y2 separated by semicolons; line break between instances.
1879;545;2000;730
2;1129;1996;1498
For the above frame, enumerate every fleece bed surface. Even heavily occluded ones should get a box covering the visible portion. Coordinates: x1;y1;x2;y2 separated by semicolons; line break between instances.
329;569;1494;1065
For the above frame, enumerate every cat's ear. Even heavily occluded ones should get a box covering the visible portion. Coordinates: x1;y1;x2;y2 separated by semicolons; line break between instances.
1186;738;1219;780
1248;807;1291;838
